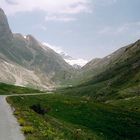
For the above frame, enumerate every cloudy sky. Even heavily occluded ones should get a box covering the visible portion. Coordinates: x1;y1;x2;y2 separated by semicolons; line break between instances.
1;0;140;62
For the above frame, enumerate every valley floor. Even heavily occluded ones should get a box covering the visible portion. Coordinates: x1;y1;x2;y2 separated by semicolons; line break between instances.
7;94;140;140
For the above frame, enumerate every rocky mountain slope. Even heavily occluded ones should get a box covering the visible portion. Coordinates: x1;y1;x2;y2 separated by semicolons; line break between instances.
42;44;88;68
0;8;75;89
63;40;140;101
72;40;139;83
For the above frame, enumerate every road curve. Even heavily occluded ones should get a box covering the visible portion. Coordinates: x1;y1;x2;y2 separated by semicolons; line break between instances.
0;92;52;140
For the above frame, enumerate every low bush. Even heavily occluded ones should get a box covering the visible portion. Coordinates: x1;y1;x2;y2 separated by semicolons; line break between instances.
30;104;48;115
18;118;26;126
13;111;20;116
22;126;34;134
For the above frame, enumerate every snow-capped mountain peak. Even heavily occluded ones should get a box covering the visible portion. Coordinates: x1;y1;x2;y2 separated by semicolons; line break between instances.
42;42;88;67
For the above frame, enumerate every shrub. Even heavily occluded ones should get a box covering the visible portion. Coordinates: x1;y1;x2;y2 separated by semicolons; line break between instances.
22;126;34;134
14;111;20;116
30;104;48;115
18;118;25;126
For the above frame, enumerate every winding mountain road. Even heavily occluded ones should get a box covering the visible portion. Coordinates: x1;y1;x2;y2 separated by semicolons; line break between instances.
0;93;52;140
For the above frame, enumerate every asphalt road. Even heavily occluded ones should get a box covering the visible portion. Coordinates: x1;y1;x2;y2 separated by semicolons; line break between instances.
0;92;52;140
0;96;25;140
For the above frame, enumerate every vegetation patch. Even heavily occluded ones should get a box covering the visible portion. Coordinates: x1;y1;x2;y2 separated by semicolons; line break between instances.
18;118;26;126
8;94;140;140
0;83;42;95
30;104;49;115
22;126;34;134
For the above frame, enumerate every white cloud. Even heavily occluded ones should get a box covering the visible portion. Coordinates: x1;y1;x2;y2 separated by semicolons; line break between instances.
45;15;76;22
98;21;140;36
98;27;111;34
93;0;117;7
1;0;91;23
1;0;91;15
59;2;92;14
32;24;47;31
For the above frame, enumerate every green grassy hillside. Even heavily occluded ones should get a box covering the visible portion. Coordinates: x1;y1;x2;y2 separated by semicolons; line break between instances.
0;83;41;95
8;94;140;140
62;40;140;102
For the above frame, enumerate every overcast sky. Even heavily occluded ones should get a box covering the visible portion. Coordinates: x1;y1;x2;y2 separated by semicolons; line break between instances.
1;0;140;61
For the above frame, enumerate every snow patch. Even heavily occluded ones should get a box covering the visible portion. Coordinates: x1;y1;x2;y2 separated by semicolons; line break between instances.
42;42;88;67
43;42;63;54
64;58;87;67
107;55;111;58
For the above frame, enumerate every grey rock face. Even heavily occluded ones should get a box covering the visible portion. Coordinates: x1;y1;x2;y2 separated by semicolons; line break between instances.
0;8;76;89
0;8;12;42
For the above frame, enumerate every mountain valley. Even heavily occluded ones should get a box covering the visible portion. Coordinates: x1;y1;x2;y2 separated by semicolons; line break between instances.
0;7;140;140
